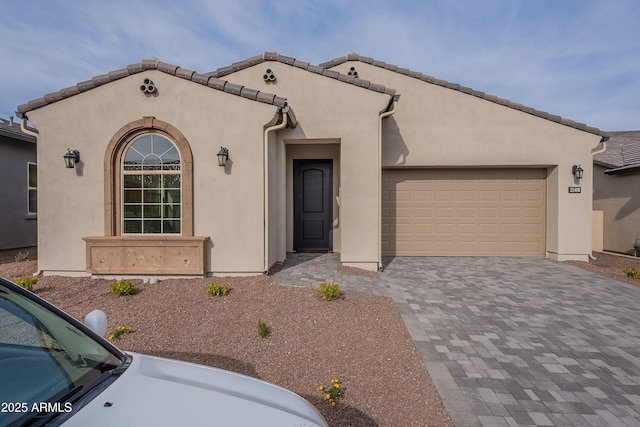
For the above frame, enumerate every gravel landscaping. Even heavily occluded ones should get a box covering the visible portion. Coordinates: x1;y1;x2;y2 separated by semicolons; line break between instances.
5;247;640;426
0;248;451;426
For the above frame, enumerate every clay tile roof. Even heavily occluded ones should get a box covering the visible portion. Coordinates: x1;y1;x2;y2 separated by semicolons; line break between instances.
323;52;608;138
594;131;640;173
206;52;396;96
0;116;37;142
16;58;287;116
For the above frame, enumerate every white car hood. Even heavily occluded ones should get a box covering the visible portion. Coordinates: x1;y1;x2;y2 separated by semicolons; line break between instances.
63;353;327;426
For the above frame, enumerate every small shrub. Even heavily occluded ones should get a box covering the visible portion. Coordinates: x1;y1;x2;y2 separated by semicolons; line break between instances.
258;320;271;338
623;265;640;279
207;282;229;297
319;378;344;407
109;280;136;297
316;282;341;301
108;325;132;341
14;251;30;262
15;275;37;291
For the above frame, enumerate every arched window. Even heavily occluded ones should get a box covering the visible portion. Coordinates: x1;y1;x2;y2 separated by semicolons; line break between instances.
121;134;181;234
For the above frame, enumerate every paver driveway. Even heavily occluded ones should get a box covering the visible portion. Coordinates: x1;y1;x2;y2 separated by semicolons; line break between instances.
275;254;640;427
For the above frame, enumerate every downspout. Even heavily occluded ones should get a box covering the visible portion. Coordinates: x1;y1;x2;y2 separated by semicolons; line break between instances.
378;95;400;270
263;106;289;273
589;135;609;261
20;116;42;276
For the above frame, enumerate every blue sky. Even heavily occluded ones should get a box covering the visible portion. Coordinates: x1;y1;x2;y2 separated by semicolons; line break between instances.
1;0;638;131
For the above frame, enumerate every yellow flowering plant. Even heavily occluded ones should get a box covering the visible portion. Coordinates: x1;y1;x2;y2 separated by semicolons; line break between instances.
316;282;341;301
109;280;136;296
108;325;132;341
15;275;37;291
318;378;343;407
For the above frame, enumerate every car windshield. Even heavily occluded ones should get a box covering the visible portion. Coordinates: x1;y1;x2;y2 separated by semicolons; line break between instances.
0;281;122;426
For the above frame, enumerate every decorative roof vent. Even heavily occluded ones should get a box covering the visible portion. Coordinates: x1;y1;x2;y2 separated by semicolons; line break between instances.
140;78;157;94
263;68;276;83
347;66;359;78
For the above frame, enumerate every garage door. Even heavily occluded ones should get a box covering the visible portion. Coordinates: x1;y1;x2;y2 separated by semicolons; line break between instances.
382;169;546;256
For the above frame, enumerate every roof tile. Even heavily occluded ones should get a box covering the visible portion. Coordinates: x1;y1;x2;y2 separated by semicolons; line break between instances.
175;68;195;80
191;73;210;85
76;79;96;92
240;87;259;100
223;82;243;96
207;77;226;90
16;58;289;116
157;62;178;75
322;52;606;137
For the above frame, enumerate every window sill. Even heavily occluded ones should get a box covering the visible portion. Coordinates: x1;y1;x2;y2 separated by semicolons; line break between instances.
83;236;209;275
24;213;37;220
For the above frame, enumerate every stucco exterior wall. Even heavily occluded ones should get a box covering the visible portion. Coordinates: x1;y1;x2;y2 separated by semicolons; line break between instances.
224;64;391;269
0;136;37;250
26;70;278;276
593;164;640;254
329;61;603;261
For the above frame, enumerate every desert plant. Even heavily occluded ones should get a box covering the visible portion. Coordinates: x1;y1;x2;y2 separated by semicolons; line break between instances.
623;265;640;279
14;251;30;262
258;320;271;338
316;282;341;301
206;282;229;297
319;378;344;407
109;280;136;296
15;275;37;291
108;325;132;341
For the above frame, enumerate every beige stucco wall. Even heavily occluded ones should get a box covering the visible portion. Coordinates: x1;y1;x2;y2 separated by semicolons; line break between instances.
593;164;640;254
330;61;604;261
27;70;278;276
224;64;391;270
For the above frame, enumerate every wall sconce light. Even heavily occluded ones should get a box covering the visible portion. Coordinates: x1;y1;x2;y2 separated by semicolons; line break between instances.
217;147;229;167
572;164;584;181
64;149;80;168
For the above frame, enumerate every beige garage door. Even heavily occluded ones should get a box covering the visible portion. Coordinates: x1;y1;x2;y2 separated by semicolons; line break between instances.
382;169;546;256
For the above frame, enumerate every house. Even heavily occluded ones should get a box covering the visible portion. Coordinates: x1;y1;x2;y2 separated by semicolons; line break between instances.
593;131;640;255
16;52;607;278
0;116;37;251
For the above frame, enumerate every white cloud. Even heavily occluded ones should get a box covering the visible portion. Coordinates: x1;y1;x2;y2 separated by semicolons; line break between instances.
1;0;638;130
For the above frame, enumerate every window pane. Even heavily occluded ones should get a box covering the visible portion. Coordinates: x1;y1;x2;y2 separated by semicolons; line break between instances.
163;205;180;219
163;175;180;188
143;205;161;218
124;189;142;203
124;175;142;188
124;220;142;233
122;134;182;235
28;164;37;187
143;189;161;203
144;175;161;188
163;220;180;233
164;189;181;203
124;205;141;218
28;190;37;214
143;220;161;233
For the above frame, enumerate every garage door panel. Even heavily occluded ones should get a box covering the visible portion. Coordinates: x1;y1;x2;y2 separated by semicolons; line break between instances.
382;168;546;256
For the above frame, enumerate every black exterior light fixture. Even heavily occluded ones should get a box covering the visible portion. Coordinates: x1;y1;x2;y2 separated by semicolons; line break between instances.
572;164;584;181
64;149;80;168
217;147;229;167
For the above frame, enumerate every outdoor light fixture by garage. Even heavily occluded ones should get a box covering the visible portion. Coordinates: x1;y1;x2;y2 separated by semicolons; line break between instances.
572;164;584;181
217;147;229;167
64;149;80;168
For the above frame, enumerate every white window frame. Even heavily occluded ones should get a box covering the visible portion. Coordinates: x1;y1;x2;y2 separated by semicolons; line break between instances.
27;162;37;215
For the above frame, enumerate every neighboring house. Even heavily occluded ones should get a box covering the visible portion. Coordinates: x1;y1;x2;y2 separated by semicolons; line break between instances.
0;116;37;250
593;131;640;255
16;52;607;278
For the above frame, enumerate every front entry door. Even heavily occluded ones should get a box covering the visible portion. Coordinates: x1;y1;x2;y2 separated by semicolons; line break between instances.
293;159;333;252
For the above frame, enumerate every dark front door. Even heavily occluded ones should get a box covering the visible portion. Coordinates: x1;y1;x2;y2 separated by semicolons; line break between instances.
293;159;333;252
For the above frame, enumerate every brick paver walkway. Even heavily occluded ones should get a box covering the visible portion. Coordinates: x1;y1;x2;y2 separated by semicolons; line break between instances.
274;254;640;427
